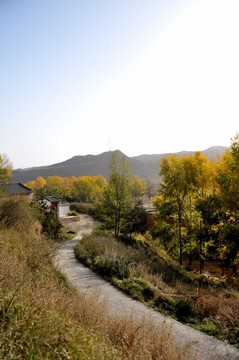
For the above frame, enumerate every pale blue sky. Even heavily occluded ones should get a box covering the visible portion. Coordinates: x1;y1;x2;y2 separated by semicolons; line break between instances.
1;0;238;169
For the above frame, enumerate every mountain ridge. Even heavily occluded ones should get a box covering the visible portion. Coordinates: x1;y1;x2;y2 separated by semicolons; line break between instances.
12;146;228;183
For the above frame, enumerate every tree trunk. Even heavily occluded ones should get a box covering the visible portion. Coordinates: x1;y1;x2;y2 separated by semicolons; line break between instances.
199;239;202;274
178;209;183;265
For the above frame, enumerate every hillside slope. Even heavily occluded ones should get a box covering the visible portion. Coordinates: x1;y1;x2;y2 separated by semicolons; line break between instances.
12;146;228;183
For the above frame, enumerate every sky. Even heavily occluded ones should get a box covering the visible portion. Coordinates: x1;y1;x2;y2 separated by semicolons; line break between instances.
1;0;239;169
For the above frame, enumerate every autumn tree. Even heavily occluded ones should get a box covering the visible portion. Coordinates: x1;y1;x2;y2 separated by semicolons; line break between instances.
73;177;94;203
193;152;214;198
91;175;107;202
217;135;239;219
159;155;191;264
131;175;146;203
189;152;215;270
214;133;239;270
26;175;106;203
155;138;239;272
63;176;75;200
97;152;132;237
42;176;65;199
145;179;156;200
25;176;47;198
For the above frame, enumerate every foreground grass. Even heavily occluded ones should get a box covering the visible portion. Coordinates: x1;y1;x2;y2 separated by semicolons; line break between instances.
74;231;239;347
0;226;196;360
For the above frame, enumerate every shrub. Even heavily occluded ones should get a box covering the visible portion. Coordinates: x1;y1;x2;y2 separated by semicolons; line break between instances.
193;320;222;337
173;298;198;323
93;255;131;279
113;277;158;302
68;210;78;216
70;202;96;216
41;209;62;239
0;197;37;230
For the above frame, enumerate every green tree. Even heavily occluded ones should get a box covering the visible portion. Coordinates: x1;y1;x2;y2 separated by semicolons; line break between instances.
195;195;222;272
125;202;148;237
215;133;239;271
97;153;132;237
159;155;197;265
217;134;239;219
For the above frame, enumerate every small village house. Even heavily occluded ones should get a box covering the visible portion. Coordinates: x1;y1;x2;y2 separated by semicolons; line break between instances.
2;182;34;200
44;196;70;219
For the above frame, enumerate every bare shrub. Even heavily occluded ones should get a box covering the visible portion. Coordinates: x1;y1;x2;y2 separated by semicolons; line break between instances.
215;299;239;330
196;295;239;330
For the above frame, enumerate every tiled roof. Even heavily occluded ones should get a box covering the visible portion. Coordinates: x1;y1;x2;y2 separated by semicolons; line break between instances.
45;196;61;203
3;183;33;195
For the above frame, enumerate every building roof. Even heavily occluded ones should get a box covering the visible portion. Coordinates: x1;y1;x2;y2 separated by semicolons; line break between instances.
44;196;61;203
3;183;33;195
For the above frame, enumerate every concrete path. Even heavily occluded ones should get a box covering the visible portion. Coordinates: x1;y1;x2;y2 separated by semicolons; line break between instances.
55;214;239;360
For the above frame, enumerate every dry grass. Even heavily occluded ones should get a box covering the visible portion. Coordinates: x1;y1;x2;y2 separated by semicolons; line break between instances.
0;224;196;359
75;230;239;347
64;291;195;360
196;295;239;330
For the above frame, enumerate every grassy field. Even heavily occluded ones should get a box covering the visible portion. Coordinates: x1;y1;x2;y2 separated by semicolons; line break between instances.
74;230;239;347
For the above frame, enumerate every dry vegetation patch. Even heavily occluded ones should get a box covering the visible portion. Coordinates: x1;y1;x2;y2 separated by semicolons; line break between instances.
74;231;239;347
0;205;195;359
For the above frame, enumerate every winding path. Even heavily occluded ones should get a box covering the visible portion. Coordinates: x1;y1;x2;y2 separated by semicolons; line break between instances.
55;215;239;360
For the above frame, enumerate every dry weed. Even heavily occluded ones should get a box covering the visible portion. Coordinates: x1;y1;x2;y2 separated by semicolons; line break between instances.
196;295;239;330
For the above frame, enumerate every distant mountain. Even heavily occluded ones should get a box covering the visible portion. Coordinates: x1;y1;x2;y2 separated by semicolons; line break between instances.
132;146;227;163
12;146;228;183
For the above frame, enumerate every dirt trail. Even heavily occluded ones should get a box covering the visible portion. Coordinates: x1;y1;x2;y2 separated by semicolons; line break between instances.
55;215;239;360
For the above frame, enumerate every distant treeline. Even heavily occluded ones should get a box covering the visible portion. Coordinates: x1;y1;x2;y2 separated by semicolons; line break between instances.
25;174;155;203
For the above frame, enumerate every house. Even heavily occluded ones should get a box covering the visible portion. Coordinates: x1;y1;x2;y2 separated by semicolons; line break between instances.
2;182;34;200
44;196;70;219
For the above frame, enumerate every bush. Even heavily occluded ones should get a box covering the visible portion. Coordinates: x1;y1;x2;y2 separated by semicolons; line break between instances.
93;255;131;279
70;202;96;216
113;277;158;302
193;321;222;337
0;197;37;230
173;298;198;323
41;209;62;239
68;210;77;216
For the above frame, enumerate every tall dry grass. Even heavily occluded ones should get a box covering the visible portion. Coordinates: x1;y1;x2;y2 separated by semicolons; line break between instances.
196;295;239;330
0;200;196;359
0;229;197;360
0;226;196;359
